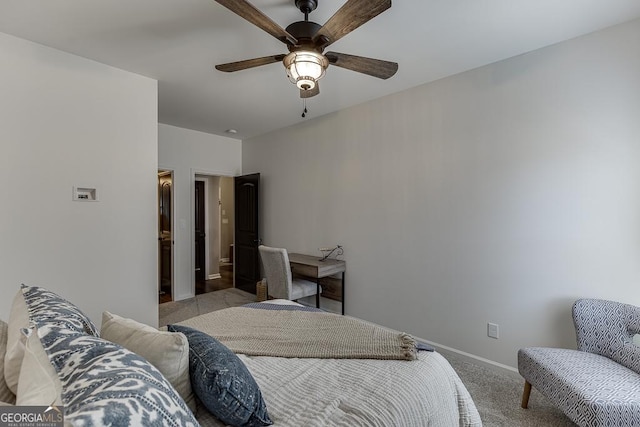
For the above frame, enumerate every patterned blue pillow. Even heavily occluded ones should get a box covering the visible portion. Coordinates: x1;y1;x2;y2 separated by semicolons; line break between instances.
21;284;99;336
167;325;272;427
37;323;199;427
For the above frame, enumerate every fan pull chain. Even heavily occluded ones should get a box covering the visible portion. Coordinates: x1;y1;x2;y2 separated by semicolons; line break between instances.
301;99;308;118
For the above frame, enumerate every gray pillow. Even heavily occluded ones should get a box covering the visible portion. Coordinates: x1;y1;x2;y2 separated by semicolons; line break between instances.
167;324;272;427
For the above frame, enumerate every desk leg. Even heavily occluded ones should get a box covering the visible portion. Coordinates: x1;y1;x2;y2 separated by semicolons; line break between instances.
341;272;345;315
316;280;320;309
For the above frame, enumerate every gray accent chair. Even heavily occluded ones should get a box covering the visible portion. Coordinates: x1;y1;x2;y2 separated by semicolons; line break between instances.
258;245;320;307
518;299;640;426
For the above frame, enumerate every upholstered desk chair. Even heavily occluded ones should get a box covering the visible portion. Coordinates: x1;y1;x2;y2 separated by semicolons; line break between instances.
518;299;640;426
258;245;320;307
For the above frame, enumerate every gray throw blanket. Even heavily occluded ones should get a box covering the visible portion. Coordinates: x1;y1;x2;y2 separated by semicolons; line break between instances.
178;307;417;361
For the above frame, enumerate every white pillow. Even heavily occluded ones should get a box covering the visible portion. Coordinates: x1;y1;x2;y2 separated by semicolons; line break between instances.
0;320;16;404
4;290;29;395
16;328;63;406
100;311;194;412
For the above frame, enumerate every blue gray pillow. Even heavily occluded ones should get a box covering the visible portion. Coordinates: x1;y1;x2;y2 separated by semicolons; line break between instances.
167;324;272;427
21;284;199;426
21;284;99;336
37;323;200;426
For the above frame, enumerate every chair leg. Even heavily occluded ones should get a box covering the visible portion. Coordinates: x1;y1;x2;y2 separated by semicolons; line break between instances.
521;381;532;409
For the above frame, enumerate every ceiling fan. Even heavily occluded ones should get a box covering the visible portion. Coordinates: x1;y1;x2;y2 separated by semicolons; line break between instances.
214;0;398;99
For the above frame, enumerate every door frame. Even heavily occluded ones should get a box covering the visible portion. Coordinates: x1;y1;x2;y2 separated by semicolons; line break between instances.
158;168;175;301
190;168;235;296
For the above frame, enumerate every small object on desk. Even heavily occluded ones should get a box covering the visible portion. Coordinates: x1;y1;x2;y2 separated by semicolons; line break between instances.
318;245;343;262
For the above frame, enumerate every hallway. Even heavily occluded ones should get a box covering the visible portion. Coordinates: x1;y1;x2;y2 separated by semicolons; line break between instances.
196;263;233;295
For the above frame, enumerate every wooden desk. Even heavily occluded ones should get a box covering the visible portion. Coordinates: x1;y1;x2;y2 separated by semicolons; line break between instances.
288;253;346;315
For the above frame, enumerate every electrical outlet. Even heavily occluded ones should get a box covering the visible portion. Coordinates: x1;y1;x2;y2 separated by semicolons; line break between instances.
488;323;499;339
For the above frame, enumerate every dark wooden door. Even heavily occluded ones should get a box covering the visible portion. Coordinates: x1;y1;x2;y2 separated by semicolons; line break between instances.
194;180;206;283
234;173;260;293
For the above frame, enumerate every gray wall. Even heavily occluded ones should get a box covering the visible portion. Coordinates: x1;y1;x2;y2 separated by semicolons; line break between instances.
158;124;241;300
242;19;640;368
0;32;159;326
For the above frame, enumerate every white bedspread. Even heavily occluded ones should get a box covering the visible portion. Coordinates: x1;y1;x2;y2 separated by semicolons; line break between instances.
194;343;482;426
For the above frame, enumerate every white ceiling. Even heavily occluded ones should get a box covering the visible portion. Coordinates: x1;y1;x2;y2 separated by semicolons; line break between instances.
1;1;639;139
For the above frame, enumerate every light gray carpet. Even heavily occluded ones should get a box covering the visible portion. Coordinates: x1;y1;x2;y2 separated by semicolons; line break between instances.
159;288;255;327
159;288;576;426
446;354;576;426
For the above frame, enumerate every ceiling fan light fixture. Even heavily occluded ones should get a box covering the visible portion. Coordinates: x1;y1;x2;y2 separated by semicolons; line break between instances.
284;51;328;91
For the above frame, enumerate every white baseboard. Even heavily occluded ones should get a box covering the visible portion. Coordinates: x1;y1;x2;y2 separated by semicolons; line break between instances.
415;337;521;379
207;273;222;280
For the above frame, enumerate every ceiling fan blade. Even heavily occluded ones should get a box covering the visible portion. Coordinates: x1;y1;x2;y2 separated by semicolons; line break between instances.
213;0;297;45
215;54;286;72
325;52;397;79
313;0;391;48
300;84;320;98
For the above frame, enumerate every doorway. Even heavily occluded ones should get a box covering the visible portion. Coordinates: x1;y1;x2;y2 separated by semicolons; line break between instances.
194;175;235;295
158;170;173;303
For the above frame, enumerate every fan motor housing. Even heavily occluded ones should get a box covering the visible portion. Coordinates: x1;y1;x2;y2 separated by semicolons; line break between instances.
286;21;322;42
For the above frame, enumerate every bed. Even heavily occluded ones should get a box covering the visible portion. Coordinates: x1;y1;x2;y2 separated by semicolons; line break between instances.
177;300;483;427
